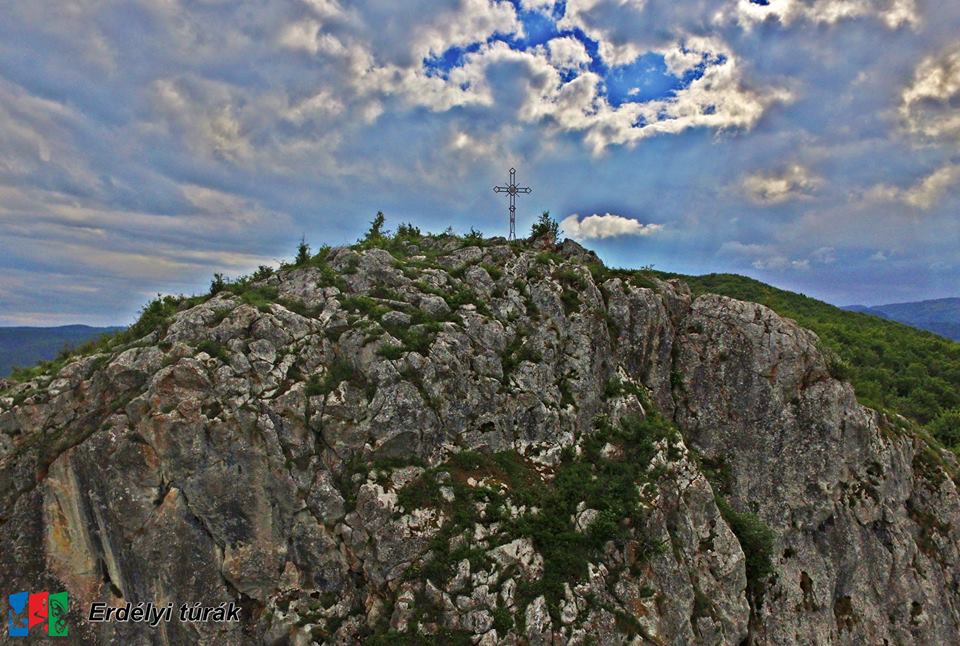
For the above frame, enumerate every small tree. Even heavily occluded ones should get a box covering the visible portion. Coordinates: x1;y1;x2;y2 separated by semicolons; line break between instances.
464;227;484;244
396;222;422;240
210;272;226;295
295;236;311;265
366;211;386;240
929;408;960;450
530;211;561;242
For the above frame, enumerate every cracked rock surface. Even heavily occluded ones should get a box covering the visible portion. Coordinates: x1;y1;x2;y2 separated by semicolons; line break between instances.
1;236;958;645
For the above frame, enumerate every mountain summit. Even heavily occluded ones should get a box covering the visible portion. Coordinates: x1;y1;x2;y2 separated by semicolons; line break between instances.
1;231;958;645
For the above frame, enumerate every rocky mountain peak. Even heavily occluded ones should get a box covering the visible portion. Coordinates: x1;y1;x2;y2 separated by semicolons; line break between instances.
1;233;958;645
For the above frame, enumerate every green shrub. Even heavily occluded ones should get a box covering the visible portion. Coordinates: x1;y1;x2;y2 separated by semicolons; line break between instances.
378;344;405;360
530;211;561;242
715;496;775;603
561;289;580;315
251;265;274;281
673;272;960;426
196;340;229;362
464;227;484;245
480;263;503;281
929;409;960;452
295;236;311;265
209;273;227;295
340;295;390;319
306;359;358;398
238;286;279;312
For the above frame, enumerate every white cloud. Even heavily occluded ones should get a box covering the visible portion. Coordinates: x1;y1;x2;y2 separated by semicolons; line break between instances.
810;246;837;264
742;164;821;205
733;0;920;29
150;78;254;163
519;0;555;12
750;255;810;270
903;165;960;209
410;0;520;61
900;43;960;143
561;213;663;240
865;164;960;210
559;0;652;67
543;36;592;71
719;240;812;271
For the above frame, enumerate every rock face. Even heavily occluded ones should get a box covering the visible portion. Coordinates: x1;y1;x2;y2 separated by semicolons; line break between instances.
1;235;958;645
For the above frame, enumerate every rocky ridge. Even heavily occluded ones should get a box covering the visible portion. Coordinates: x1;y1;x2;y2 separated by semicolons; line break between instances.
1;233;958;645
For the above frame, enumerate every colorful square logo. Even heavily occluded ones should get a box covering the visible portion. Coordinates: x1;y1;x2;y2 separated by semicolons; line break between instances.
7;591;67;637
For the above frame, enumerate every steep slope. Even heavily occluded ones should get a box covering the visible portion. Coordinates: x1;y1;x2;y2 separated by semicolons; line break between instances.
664;273;960;435
844;298;960;342
1;235;958;645
0;325;122;378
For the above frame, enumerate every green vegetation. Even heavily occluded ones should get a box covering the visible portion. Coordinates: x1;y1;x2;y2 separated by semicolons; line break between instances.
665;272;960;452
196;339;229;363
397;412;676;624
295;235;311;265
530;211;561;242
714;496;775;603
7;211;958;466
501;333;542;380
305;359;359;398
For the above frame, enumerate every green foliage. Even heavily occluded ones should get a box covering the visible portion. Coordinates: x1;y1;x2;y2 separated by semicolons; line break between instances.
714;496;775;603
366;630;472;646
209;272;227;295
251;265;274;281
530;211;561;242
397;413;675;622
501;333;542;379
507;413;674;617
295;235;311;265
366;211;387;241
672;273;960;428
237;286;280;312
480;263;503;281
196;339;229;363
126;294;197;342
928;409;960;453
339;295;391;319
492;606;514;634
464;227;484;245
395;222;422;240
560;289;580;315
377;344;406;360
306;359;358;398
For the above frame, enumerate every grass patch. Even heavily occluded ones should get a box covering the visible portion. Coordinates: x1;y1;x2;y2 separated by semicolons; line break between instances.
196;340;230;363
397;413;676;622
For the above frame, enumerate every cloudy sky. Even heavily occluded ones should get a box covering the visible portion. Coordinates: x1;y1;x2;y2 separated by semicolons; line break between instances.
1;0;958;325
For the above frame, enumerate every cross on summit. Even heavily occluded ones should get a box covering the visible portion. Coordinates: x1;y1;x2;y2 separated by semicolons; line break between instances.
493;168;531;241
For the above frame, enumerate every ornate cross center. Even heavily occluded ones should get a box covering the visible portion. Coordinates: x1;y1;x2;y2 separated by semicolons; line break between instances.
493;167;532;241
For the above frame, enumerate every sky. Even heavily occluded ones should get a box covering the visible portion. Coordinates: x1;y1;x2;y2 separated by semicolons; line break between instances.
0;0;958;326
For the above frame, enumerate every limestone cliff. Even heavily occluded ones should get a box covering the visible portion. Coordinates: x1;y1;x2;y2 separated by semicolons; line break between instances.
1;235;958;645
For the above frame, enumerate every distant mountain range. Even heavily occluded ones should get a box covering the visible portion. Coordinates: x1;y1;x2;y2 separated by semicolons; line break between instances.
844;298;960;341
0;325;122;377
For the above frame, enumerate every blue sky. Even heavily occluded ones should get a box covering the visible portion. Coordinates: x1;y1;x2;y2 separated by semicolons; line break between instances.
0;0;958;325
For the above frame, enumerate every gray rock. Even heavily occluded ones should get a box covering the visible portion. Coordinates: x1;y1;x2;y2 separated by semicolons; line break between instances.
0;237;957;646
419;294;451;318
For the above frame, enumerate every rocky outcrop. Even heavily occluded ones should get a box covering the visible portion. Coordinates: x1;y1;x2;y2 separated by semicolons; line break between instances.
1;235;958;645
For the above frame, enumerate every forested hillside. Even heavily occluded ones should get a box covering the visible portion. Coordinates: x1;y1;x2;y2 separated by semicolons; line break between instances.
660;272;960;452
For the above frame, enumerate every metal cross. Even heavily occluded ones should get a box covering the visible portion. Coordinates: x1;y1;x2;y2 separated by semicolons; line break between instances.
493;167;532;241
